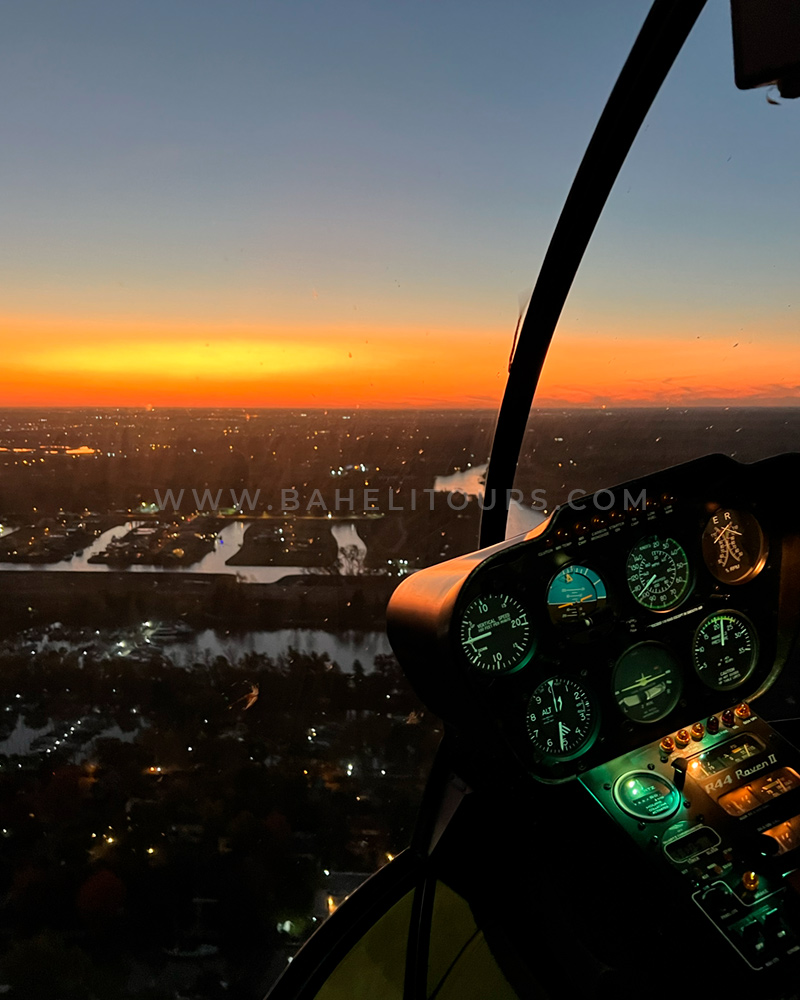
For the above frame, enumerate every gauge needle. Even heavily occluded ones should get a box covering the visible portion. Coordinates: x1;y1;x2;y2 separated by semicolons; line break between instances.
638;573;657;598
558;721;566;751
465;631;492;644
715;524;742;543
719;618;725;646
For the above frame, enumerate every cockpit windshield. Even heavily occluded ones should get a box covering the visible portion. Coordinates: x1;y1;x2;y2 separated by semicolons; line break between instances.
512;1;799;524
1;2;798;998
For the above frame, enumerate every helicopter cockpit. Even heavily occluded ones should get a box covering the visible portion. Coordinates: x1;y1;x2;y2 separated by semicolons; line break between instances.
2;1;800;998
269;3;800;998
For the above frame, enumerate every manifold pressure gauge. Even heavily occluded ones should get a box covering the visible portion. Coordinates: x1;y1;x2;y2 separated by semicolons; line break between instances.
458;593;534;675
702;508;767;585
692;610;758;691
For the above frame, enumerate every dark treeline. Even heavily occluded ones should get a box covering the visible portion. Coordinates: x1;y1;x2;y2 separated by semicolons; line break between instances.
0;571;398;635
0;642;438;999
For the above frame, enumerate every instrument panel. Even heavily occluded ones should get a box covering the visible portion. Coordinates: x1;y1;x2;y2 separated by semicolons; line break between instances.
386;454;800;785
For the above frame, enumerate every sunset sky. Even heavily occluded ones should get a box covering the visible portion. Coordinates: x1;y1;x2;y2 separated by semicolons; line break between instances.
1;0;798;408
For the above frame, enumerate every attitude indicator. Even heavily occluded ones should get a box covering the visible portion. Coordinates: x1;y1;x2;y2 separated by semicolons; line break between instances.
547;564;607;627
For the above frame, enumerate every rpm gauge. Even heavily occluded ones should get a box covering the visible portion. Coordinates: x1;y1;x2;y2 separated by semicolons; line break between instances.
702;508;768;585
612;642;682;724
693;610;758;691
547;564;607;627
526;676;597;759
458;593;534;675
626;535;691;612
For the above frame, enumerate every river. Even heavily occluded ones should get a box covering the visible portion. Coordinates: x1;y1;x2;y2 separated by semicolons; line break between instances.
0;520;369;582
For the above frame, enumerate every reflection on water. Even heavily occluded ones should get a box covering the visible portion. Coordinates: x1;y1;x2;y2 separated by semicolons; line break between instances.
506;501;547;537
330;522;367;573
434;463;487;496
434;461;546;537
0;716;53;755
26;623;392;674
166;627;391;671
0;520;359;581
0;521;148;572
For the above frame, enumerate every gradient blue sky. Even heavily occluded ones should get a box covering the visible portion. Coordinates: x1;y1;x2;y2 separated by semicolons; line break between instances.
1;1;798;406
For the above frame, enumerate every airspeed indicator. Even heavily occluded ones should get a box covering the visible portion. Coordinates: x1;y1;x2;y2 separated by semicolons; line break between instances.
626;535;691;612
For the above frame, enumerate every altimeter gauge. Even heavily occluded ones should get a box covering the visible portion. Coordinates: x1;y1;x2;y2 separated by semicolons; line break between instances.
702;508;767;585
612;642;682;723
458;593;534;674
526;676;597;759
626;535;692;612
692;610;758;691
546;564;607;627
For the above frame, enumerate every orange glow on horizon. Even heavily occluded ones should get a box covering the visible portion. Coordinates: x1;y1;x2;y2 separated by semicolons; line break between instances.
3;313;800;408
536;334;800;406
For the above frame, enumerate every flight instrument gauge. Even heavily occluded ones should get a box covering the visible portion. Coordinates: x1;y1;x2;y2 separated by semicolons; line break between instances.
613;772;681;822
692;610;758;691
612;642;682;723
702;508;768;585
546;564;607;627
526;676;597;759
458;593;534;674
626;535;691;612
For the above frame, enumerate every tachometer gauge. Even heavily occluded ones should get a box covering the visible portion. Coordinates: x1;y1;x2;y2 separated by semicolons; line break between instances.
692;610;758;691
702;508;768;585
526;676;597;759
546;564;607;627
458;593;534;674
626;535;691;612
612;642;682;723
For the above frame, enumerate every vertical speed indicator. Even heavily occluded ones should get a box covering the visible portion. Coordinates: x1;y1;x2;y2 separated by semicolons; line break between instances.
458;593;534;675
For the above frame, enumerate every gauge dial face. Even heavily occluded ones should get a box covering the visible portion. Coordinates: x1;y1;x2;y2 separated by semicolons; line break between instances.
692;610;758;691
702;508;767;585
626;535;691;612
613;771;681;822
526;676;596;759
546;564;607;627
458;593;534;674
612;642;682;723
